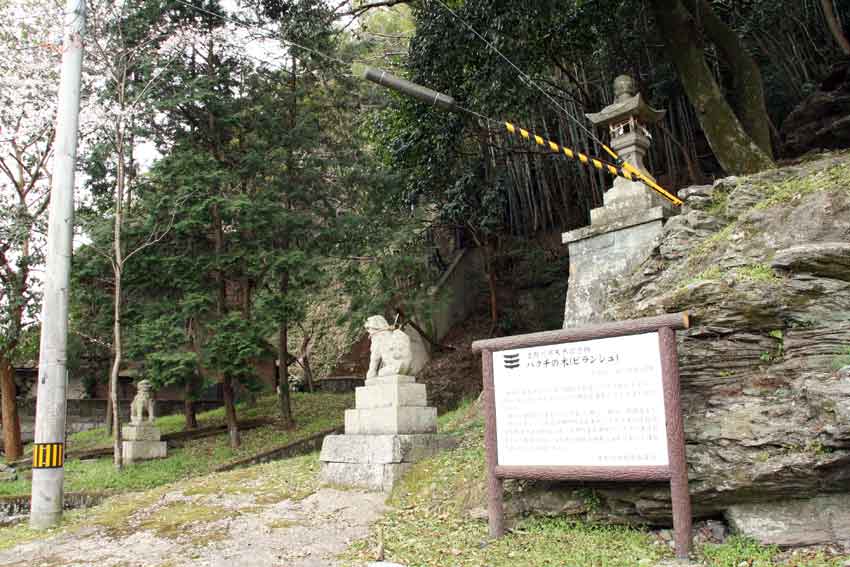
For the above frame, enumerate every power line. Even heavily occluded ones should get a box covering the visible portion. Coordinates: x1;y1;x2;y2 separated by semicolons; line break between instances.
429;0;611;155
172;0;352;69
428;0;677;202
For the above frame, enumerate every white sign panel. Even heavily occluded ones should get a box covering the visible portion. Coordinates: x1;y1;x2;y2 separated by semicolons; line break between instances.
493;332;669;467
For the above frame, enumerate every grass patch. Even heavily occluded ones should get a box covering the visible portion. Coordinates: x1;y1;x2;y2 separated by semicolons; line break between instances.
687;224;736;269
684;265;725;286
66;392;347;453
701;536;778;566
755;161;850;210
344;401;670;567
735;263;780;283
0;392;350;497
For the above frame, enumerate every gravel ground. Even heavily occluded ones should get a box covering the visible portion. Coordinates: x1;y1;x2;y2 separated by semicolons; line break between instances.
0;488;386;567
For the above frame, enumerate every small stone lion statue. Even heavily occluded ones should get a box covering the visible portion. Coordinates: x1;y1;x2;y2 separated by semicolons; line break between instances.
130;380;156;425
365;315;414;378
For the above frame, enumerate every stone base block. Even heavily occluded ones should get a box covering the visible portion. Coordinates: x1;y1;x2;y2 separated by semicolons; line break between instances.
355;383;427;409
122;423;162;441
320;434;457;464
364;374;415;387
562;216;669;329
321;461;411;492
122;440;167;463
345;406;437;435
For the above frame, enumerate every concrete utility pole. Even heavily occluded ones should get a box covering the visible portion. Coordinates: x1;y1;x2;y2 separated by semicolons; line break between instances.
30;0;86;530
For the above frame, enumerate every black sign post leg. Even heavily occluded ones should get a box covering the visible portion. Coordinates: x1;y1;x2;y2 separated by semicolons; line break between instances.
483;349;505;537
659;327;692;560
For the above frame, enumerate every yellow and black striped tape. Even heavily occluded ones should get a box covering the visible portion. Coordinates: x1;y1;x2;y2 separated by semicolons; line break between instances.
32;443;64;469
503;122;683;206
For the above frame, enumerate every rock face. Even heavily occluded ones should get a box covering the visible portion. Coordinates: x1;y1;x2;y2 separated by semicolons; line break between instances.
513;153;850;545
782;61;850;157
726;495;850;548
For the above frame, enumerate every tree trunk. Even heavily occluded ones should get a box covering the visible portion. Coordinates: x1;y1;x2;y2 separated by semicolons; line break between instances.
650;0;776;175
821;0;850;55
301;353;314;394
183;380;197;430
482;244;499;336
299;334;314;393
222;375;240;448
276;56;297;427
0;356;22;461
682;0;774;158
110;264;123;470
110;112;127;470
105;382;113;436
277;311;295;428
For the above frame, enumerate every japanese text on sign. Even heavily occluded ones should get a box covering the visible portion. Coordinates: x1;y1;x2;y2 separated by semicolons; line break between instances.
493;332;668;467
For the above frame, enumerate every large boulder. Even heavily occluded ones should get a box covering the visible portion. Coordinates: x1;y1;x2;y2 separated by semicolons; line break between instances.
782;60;850;157
510;153;850;546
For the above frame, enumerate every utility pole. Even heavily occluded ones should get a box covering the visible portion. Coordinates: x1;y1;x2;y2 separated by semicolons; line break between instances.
30;0;86;530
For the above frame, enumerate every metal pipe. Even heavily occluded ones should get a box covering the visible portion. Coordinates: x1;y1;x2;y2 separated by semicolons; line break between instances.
356;64;457;112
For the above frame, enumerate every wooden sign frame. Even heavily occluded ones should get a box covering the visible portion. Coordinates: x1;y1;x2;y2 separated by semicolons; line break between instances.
471;312;692;559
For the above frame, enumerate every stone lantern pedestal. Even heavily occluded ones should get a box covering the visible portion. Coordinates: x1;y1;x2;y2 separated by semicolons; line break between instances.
563;76;678;328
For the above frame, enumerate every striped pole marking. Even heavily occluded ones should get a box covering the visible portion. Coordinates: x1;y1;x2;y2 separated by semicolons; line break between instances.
503;122;683;206
32;443;64;469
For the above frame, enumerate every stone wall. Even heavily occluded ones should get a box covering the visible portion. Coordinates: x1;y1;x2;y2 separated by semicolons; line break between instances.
0;492;108;525
5;399;223;444
428;248;484;342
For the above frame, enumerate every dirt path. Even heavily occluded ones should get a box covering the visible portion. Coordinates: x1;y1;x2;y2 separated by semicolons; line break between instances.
0;459;386;567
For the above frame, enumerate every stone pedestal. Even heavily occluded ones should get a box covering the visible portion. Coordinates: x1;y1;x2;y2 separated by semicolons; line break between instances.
563;204;676;329
122;422;166;464
320;374;454;492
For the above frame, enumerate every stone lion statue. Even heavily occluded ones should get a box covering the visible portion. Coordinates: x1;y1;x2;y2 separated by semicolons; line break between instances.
130;380;156;425
365;315;430;378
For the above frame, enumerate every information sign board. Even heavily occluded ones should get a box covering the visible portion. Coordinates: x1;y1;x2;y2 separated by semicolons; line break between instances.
472;313;692;560
493;332;668;468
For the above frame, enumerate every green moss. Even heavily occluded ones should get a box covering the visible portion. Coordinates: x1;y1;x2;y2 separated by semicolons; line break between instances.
87;485;173;534
685;265;724;285
136;501;236;539
182;452;320;502
681;222;739;281
755;162;850;210
831;347;850;370
735;264;780;283
0;518;75;552
268;518;299;529
576;488;602;513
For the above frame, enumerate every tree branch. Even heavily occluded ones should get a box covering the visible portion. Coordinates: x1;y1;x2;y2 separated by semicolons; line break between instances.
341;0;410;18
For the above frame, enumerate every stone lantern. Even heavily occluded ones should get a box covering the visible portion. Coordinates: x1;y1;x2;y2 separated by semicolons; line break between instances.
585;75;670;224
561;76;677;329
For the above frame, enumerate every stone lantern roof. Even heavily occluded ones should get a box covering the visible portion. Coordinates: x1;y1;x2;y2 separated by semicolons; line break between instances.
586;75;666;128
